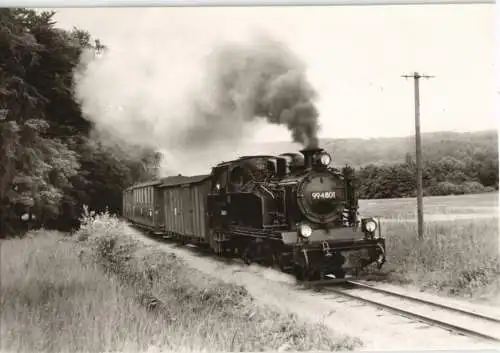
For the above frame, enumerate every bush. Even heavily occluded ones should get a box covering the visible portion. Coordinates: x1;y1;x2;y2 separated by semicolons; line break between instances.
427;181;463;196
460;181;487;194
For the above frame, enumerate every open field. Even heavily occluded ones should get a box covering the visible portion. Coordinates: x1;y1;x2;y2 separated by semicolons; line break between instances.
0;219;360;352
358;192;499;303
359;192;499;220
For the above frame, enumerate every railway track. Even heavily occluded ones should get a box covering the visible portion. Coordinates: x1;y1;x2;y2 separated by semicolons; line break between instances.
320;279;500;343
144;230;500;344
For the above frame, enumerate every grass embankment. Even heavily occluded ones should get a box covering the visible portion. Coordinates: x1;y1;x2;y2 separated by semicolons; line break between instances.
359;194;500;302
361;209;498;303
0;211;361;352
382;219;499;301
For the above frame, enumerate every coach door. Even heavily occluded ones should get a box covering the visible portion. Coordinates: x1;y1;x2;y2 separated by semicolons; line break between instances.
181;185;193;236
171;188;182;235
155;188;164;228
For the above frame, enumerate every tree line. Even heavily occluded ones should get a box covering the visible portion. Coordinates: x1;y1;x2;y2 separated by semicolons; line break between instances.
0;9;161;237
323;130;498;168
355;152;498;199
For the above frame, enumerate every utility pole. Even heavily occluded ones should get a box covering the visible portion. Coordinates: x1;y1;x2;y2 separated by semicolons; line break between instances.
401;72;434;239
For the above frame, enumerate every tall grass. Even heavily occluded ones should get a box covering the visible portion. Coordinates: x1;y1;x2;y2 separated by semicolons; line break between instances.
381;219;500;301
358;193;499;301
1;231;164;352
0;210;361;352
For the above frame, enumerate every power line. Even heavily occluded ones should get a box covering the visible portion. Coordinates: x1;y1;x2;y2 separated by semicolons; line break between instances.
401;72;434;239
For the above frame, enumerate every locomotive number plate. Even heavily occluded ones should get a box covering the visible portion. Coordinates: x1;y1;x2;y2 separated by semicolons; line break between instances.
311;191;336;200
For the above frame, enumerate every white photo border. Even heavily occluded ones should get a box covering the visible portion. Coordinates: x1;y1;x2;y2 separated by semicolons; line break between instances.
0;0;495;7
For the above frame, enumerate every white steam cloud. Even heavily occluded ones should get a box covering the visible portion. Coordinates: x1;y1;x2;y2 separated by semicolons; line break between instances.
73;25;318;176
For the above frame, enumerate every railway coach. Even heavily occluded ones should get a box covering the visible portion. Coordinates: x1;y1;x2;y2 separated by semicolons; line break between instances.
123;179;164;234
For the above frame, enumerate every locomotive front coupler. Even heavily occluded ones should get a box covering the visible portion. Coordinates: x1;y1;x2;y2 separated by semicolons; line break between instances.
294;245;346;271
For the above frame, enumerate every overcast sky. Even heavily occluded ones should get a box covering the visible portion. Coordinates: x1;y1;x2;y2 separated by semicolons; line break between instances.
54;5;496;143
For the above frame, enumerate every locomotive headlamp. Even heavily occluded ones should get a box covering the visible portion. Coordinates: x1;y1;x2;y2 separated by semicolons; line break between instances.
319;153;331;166
299;224;313;238
365;219;377;233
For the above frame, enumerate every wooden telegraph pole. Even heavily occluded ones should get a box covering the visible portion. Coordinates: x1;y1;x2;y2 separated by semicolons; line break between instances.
401;72;434;239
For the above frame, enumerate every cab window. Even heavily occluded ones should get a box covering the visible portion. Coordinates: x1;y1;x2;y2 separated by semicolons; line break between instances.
212;167;228;193
229;165;245;192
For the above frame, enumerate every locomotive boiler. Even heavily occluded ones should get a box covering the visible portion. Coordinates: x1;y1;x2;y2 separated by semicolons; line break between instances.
123;147;386;281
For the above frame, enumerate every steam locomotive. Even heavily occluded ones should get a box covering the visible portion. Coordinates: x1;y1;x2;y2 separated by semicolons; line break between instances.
122;147;386;281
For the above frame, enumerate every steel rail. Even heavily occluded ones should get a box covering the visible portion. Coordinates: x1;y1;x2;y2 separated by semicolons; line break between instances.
348;280;500;324
324;281;500;343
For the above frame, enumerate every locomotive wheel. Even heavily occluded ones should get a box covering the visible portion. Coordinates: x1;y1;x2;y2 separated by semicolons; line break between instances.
221;246;235;259
293;264;323;282
292;264;305;281
305;270;322;281
270;252;286;271
242;246;253;265
333;269;346;279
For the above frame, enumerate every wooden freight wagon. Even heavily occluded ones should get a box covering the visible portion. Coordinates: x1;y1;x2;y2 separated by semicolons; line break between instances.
160;174;212;243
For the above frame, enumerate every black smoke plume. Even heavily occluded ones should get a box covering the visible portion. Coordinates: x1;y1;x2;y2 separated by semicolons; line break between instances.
177;35;320;149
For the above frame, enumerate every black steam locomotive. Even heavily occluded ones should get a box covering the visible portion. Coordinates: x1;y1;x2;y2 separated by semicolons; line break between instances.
123;147;386;281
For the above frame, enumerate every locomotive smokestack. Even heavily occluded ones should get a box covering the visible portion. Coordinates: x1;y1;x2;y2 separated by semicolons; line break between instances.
300;147;323;169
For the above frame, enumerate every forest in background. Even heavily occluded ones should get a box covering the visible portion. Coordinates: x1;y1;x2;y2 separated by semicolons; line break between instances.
260;131;498;199
0;9;161;237
326;130;499;199
1;8;497;237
